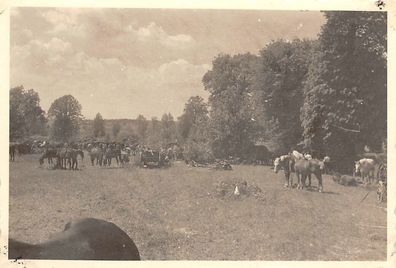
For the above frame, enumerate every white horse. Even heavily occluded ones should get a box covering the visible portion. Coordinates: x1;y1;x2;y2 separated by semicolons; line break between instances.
354;158;376;184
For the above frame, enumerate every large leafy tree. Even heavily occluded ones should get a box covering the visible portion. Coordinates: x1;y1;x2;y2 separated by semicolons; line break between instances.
10;86;47;140
178;96;212;162
93;113;105;138
178;96;209;141
301;11;387;170
251;39;315;153
203;53;259;158
48;95;83;142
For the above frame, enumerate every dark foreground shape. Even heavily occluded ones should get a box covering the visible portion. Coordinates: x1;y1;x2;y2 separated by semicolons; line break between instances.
9;218;141;260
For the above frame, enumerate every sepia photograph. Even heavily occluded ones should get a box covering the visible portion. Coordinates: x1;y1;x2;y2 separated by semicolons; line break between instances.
1;1;392;265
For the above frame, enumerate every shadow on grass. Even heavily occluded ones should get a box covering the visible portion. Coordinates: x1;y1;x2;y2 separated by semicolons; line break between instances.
305;186;340;195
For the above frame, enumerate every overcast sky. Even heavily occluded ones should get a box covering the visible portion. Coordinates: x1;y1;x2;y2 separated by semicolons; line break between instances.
11;8;325;119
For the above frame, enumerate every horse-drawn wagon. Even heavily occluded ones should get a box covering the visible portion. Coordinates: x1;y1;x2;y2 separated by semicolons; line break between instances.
140;149;170;168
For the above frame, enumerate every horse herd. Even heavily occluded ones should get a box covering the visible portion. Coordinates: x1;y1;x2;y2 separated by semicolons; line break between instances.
273;150;327;192
273;150;387;193
39;147;84;170
24;141;177;170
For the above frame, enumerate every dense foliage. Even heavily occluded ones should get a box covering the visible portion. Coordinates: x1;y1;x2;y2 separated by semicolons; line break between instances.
301;11;386;170
10;86;47;140
48;95;83;142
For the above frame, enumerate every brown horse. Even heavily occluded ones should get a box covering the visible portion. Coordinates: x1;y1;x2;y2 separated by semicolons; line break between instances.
274;155;295;188
294;158;324;192
68;149;83;170
8;218;140;260
56;148;72;169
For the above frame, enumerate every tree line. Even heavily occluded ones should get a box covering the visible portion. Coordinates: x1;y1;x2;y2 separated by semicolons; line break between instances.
187;11;386;171
10;12;386;171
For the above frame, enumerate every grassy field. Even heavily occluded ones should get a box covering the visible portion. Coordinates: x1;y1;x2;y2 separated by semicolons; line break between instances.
9;154;386;260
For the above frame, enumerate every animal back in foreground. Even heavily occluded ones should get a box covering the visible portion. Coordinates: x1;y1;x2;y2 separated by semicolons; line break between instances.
9;218;141;260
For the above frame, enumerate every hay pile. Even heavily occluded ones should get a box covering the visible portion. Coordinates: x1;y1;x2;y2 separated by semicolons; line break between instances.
213;178;265;200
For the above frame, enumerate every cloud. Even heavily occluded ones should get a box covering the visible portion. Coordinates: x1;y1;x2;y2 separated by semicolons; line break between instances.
130;22;194;49
11;39;209;119
42;9;78;25
11;8;324;119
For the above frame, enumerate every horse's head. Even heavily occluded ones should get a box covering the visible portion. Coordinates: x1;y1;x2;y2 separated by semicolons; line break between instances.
274;157;281;173
354;161;361;174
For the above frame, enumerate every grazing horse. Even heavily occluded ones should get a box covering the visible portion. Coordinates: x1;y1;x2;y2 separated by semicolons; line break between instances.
294;159;324;192
274;155;295;188
354;158;376;184
8;218;141;260
10;144;17;161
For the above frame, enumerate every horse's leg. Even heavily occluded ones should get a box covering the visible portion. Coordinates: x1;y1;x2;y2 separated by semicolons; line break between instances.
316;173;323;192
283;171;289;187
308;173;312;187
301;174;306;190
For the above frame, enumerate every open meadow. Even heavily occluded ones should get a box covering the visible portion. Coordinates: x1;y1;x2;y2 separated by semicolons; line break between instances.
9;154;386;260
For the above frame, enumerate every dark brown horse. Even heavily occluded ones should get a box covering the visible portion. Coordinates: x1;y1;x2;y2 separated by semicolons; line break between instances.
9;218;140;260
